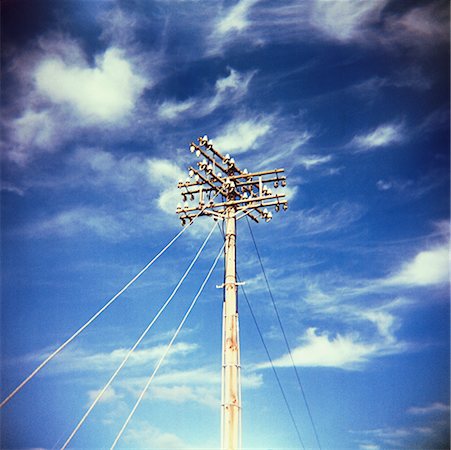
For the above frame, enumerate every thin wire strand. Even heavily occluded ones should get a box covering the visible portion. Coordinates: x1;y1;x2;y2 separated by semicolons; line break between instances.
245;218;322;450
216;221;305;449
110;244;225;450
239;282;305;450
60;223;217;450
0;194;217;409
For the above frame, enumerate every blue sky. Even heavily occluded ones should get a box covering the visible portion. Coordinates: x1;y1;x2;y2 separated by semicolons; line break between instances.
1;0;449;449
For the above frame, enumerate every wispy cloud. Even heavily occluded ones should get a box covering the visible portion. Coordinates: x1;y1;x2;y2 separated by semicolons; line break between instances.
26;206;133;241
157;68;255;121
294;202;364;236
351;122;405;151
309;0;388;42
408;402;450;416
257;325;405;371
199;67;255;115
216;0;259;36
296;154;332;170
123;420;192;450
206;1;449;58
382;244;449;287
213;114;273;155
20;342;198;374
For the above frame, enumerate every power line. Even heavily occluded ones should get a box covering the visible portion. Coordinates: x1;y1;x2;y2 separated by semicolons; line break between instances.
0;198;214;409
215;222;304;449
239;281;306;450
245;217;322;450
60;222;218;450
110;243;225;449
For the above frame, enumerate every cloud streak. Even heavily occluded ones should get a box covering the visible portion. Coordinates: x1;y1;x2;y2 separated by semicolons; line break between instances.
351;122;405;151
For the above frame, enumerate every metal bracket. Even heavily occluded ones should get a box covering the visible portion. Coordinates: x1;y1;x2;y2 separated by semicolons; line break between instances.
216;281;245;289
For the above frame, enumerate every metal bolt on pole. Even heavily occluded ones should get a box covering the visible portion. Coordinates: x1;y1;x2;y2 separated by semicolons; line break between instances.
176;135;288;450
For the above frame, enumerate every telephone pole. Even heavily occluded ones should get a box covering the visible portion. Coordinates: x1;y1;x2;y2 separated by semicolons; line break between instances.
176;135;287;450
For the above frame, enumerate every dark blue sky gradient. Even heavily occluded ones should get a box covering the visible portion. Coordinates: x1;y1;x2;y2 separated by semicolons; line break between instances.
1;1;450;449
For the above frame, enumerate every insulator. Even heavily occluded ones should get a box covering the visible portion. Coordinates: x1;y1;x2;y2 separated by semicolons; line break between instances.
225;153;231;160
274;181;279;188
229;158;235;165
203;134;208;141
243;192;249;199
184;202;189;208
243;169;248;174
267;188;273;195
207;164;213;172
176;203;182;210
185;177;190;183
195;150;201;157
275;204;280;212
189;169;194;178
181;219;186;226
263;184;268;192
182;194;186;201
207;139;213;147
281;180;286;187
283;203;288;210
195;174;200;181
263;208;268;215
190;145;195;153
268;212;273;219
202;159;207;165
217;172;222;178
190;194;194;200
178;178;183;183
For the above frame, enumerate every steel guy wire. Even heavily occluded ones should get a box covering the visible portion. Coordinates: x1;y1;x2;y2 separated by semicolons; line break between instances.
0;195;217;409
110;243;225;449
215;221;305;449
245;217;322;450
60;222;218;450
239;281;306;450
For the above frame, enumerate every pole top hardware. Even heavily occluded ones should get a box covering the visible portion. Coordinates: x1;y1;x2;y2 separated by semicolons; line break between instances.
176;134;288;226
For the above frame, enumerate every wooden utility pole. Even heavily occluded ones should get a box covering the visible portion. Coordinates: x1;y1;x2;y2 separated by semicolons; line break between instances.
176;135;287;450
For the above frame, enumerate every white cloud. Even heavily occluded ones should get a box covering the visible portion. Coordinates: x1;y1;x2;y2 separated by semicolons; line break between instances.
408;402;450;415
157;99;195;120
147;158;186;215
297;154;332;170
351;123;404;150
151;385;218;408
295;202;364;235
35;48;147;122
123;421;191;450
213;115;272;155
383;2;450;49
216;0;259;36
258;327;378;370
310;0;388;42
3;33;153;165
28;207;131;241
87;386;122;404
5;109;60;165
359;444;380;450
24;342;198;374
383;244;449;287
156;68;254;121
